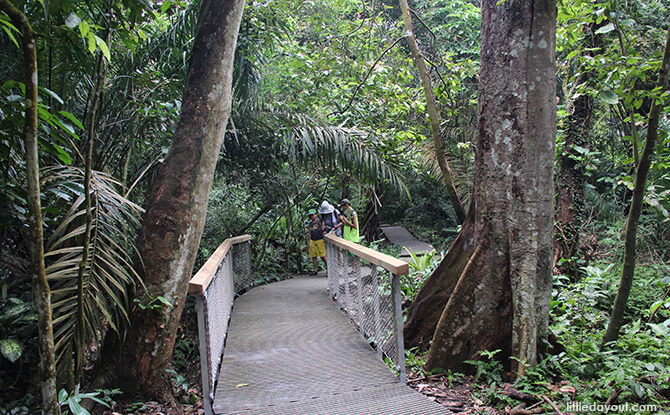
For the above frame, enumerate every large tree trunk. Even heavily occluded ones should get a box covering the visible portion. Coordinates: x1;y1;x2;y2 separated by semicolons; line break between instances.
405;0;556;378
601;26;670;348
0;1;59;413
101;0;246;400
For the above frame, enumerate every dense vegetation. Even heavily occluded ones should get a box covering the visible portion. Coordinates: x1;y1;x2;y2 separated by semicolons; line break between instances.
1;0;669;413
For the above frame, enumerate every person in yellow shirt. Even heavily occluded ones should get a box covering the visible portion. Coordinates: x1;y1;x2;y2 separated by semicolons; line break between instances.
307;211;327;275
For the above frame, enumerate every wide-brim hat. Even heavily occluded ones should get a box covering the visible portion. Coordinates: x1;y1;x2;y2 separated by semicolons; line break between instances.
318;201;335;214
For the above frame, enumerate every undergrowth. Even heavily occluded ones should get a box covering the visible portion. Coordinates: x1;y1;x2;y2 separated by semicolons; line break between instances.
404;261;670;414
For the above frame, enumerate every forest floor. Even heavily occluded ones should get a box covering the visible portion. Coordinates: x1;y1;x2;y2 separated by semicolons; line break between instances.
405;373;574;415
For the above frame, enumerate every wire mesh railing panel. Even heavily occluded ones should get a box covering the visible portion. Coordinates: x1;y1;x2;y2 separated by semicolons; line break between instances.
189;235;252;415
203;251;234;394
326;240;405;380
233;241;253;293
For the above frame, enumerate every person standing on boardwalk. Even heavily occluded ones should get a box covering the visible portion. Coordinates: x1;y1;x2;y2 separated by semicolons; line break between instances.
307;211;327;275
340;199;359;243
318;201;342;236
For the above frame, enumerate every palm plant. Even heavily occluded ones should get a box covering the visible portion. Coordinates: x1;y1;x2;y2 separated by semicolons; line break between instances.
41;166;143;385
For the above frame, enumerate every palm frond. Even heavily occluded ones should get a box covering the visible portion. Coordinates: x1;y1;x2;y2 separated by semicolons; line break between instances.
40;165;143;378
239;111;411;198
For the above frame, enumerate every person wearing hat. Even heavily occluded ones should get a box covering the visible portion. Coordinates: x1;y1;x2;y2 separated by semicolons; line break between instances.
340;199;359;243
318;201;342;237
307;210;327;275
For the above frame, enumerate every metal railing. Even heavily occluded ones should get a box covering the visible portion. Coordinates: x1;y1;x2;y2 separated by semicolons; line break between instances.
188;235;252;415
324;233;409;383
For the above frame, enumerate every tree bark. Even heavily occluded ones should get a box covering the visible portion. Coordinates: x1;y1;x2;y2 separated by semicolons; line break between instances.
0;1;59;413
102;0;246;400
404;211;475;350
398;0;465;224
405;0;556;378
601;26;670;347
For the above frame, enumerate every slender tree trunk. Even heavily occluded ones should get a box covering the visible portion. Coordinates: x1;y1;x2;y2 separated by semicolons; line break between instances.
398;0;465;224
602;26;670;347
0;1;59;413
405;0;556;378
74;35;109;388
101;0;246;400
554;91;590;273
554;22;599;274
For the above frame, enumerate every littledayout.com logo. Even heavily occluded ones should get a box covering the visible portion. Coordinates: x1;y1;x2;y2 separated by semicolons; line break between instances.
566;401;659;413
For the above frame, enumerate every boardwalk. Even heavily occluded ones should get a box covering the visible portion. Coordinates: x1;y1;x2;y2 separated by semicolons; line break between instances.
213;275;451;415
380;226;434;259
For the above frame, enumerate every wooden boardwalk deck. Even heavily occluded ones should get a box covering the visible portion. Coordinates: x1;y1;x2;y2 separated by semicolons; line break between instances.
213;275;451;415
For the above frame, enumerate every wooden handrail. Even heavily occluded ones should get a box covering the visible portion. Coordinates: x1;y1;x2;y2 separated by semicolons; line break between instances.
324;233;409;275
189;235;252;295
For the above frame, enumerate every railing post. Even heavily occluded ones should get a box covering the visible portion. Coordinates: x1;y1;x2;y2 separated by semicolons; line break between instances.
241;240;252;288
195;295;214;415
372;267;382;359
326;241;335;300
336;247;345;309
344;253;352;321
355;257;364;335
391;273;406;383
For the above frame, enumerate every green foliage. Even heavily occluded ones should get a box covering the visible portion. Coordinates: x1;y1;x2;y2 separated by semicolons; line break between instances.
464;349;505;385
58;388;108;415
39;166;144;382
513;263;670;409
0;81;82;167
404;347;427;374
0;12;20;49
649;271;670;321
401;249;441;305
0;295;35;362
0;267;39;405
0;339;23;363
134;295;172;312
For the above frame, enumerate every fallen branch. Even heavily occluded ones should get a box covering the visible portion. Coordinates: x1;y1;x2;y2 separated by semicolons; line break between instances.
540;395;565;415
407;376;426;383
407;373;446;383
501;385;540;403
510;403;545;415
421;390;451;398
